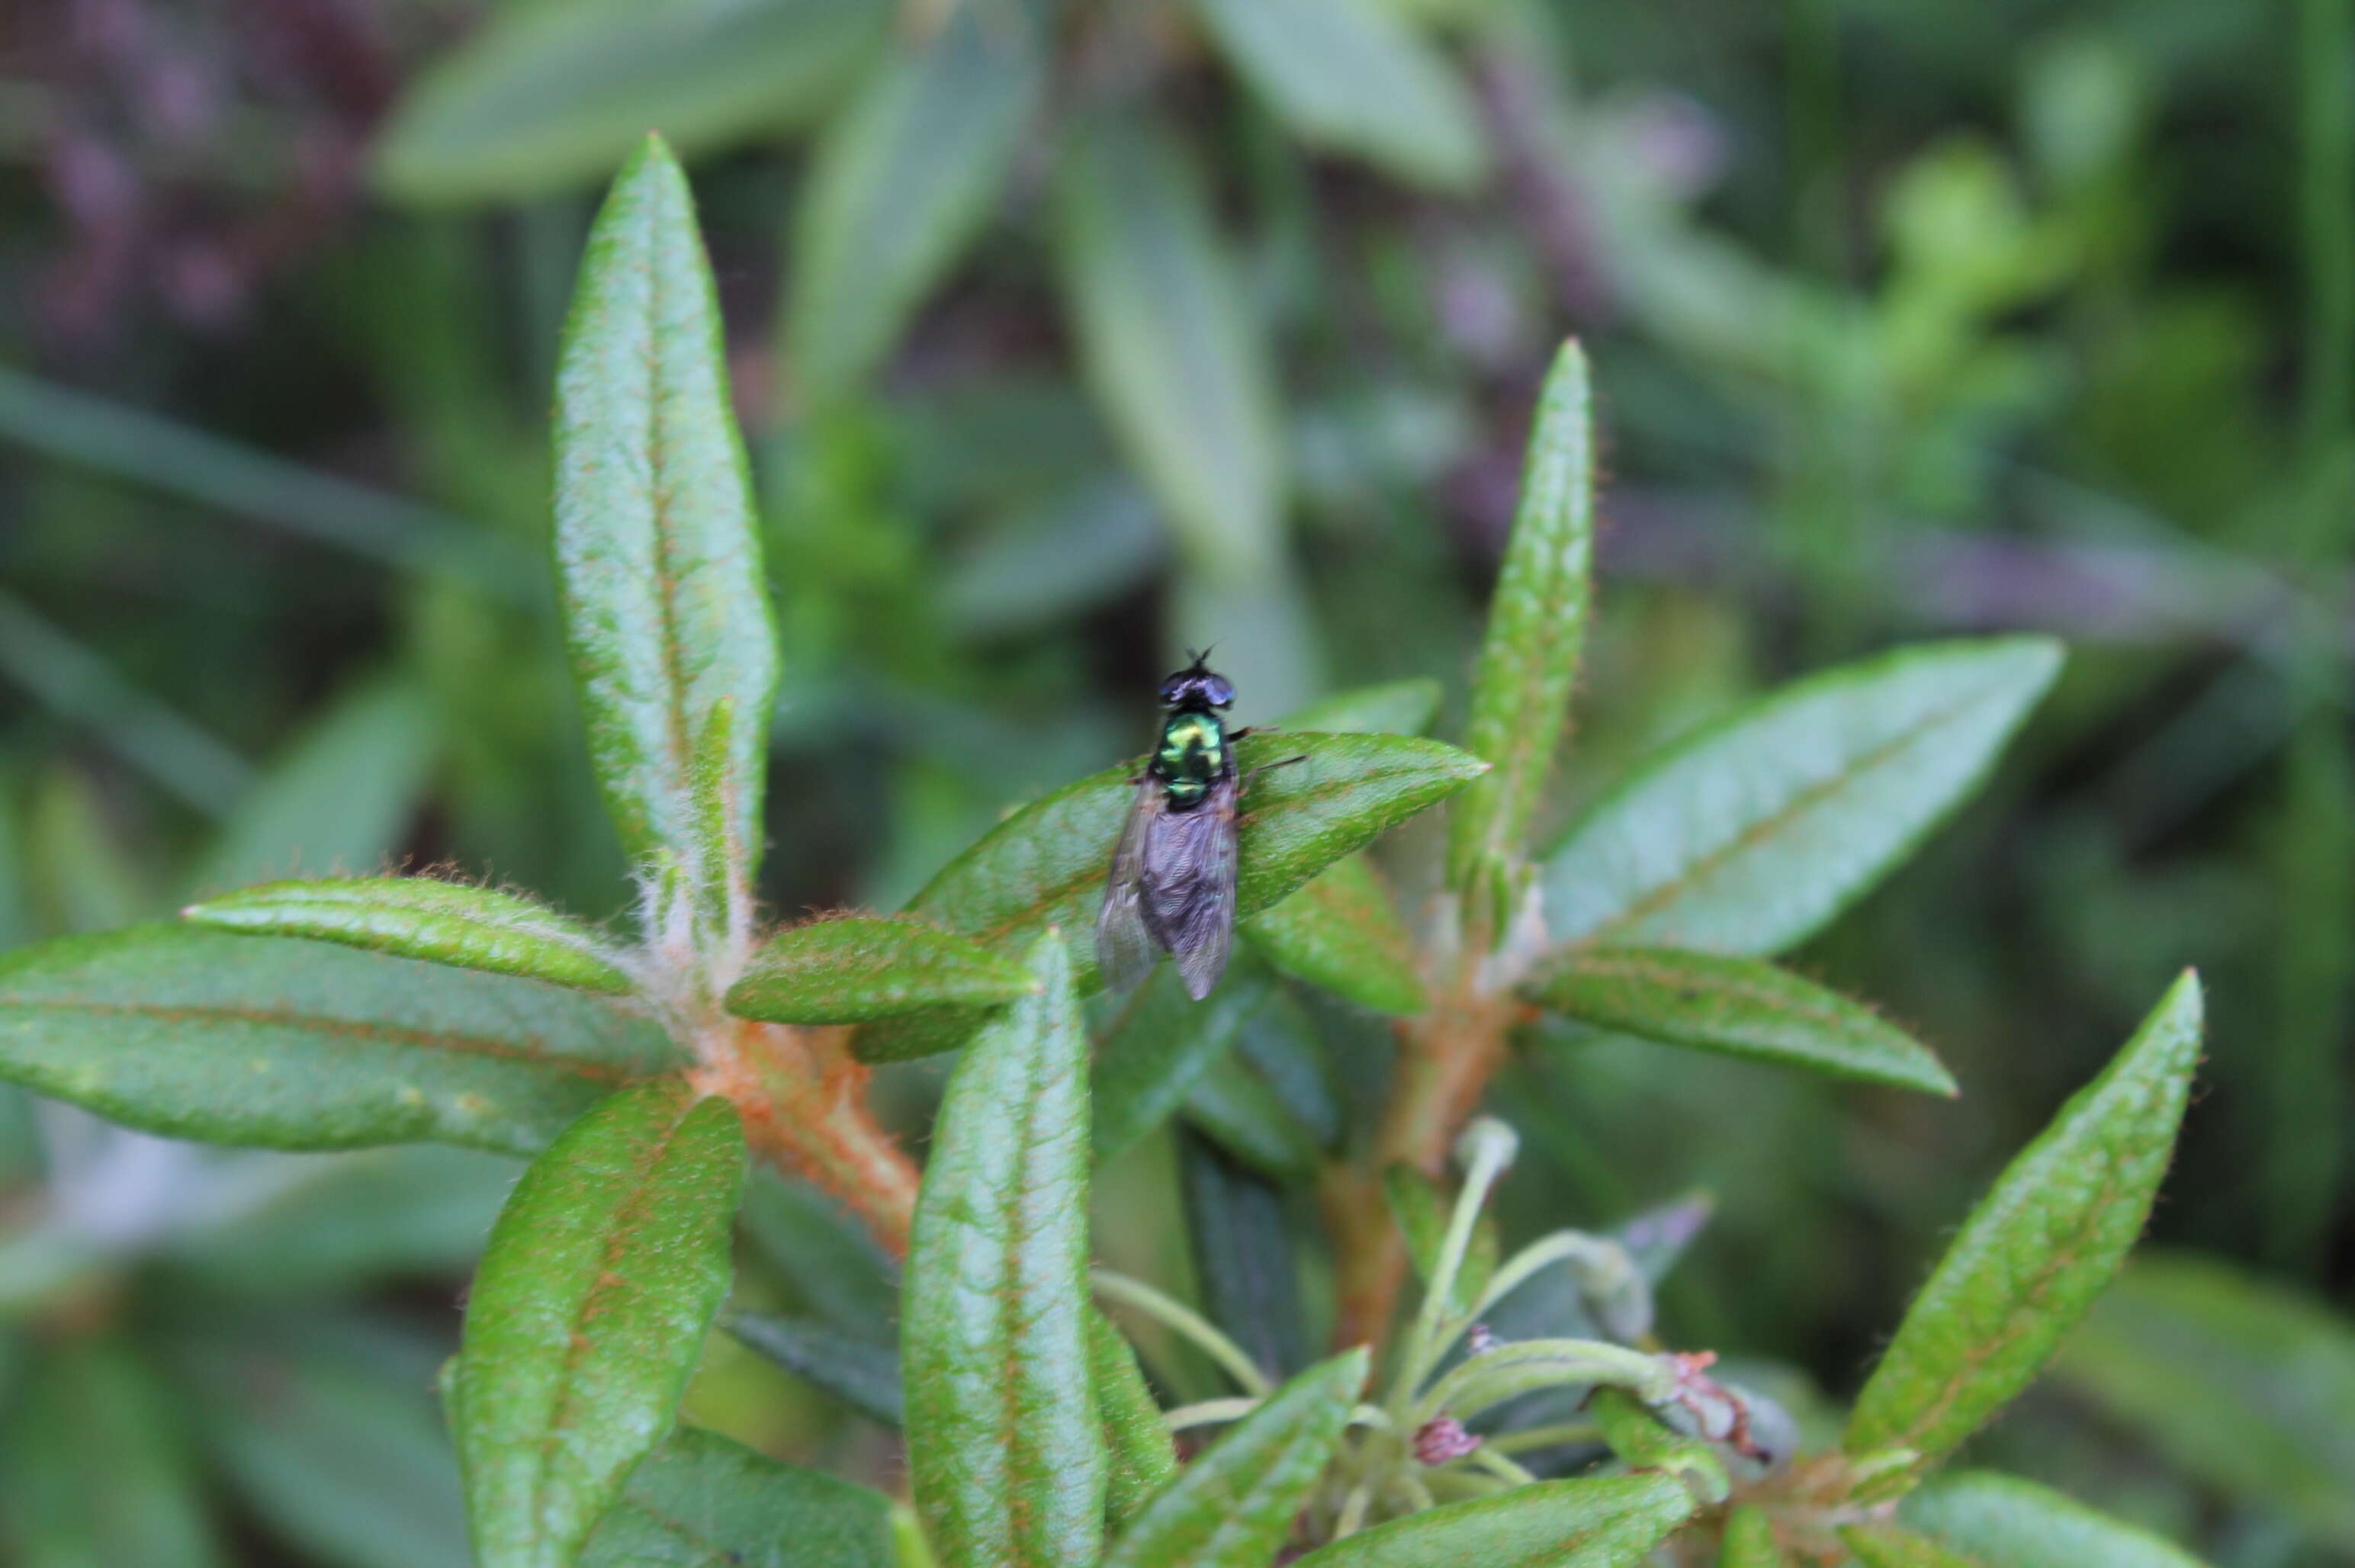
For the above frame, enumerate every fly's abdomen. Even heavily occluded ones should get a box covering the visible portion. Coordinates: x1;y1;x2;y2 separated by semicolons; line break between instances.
1152;711;1227;809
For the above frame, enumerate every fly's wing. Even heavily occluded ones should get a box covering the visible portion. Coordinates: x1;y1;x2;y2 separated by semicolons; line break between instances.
1139;773;1239;1001
1095;779;1163;993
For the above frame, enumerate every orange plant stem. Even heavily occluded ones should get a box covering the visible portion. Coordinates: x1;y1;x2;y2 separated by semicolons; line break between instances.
694;1017;920;1257
1328;971;1517;1349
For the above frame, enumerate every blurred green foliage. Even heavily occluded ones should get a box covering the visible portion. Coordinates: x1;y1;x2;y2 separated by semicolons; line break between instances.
4;0;2355;1563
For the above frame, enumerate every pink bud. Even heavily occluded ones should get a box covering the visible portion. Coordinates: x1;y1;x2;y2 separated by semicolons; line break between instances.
1414;1415;1483;1466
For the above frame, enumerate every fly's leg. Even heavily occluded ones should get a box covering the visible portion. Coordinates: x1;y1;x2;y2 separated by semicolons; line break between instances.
1239;754;1307;796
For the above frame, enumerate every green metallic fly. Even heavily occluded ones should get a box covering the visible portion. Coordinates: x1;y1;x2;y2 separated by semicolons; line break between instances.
1097;653;1292;999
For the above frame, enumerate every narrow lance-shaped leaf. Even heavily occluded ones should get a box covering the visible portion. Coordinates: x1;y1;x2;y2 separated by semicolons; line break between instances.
724;917;1039;1024
1900;1471;2209;1568
554;136;779;922
1102;1348;1368;1568
1526;948;1956;1097
185;877;635;996
0;926;680;1156
1448;341;1595;917
1243;680;1439;1010
856;731;1486;1061
1245;854;1425;1014
726;1313;903;1428
1056;108;1284;577
375;0;887;204
1190;0;1488;191
454;1083;747;1568
1290;1473;1695;1568
1184;1046;1328;1181
1844;972;2202;1466
902;934;1105;1568
738;1170;900;1330
1543;638;2064;956
789;0;1041;400
1094;962;1274;1165
581;1425;894;1568
1183;1132;1309;1383
1087;1310;1180;1534
2052;1252;2355;1549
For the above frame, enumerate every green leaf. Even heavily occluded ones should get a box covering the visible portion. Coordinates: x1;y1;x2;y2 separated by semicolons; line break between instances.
739;1170;901;1329
788;2;1042;400
1447;342;1594;911
1189;0;1488;191
1386;1164;1499;1319
454;1082;746;1568
725;916;1039;1024
1182;1132;1308;1382
1843;1525;1985;1568
1282;679;1444;737
1290;1472;1695;1568
1718;1505;1785;1567
1901;1471;2210;1568
1542;638;2064;956
1246;855;1425;1014
554;136;779;917
1104;1348;1369;1568
1095;962;1276;1165
1843;972;2202;1466
580;1424;894;1568
1589;1388;1729;1507
1233;985;1345;1144
860;734;1482;1062
376;0;888;204
902;934;1105;1568
2051;1252;2355;1548
1184;1054;1326;1181
1525;949;1956;1096
1088;1309;1181;1533
189;676;437;894
169;1316;470;1568
858;731;1486;1062
167;1145;518;1295
0;1338;222;1568
0;926;680;1155
185;877;634;995
727;1313;904;1428
1056;108;1285;576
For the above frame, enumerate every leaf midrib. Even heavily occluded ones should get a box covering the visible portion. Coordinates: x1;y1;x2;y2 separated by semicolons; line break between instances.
0;998;643;1082
945;752;1464;946
1573;680;2009;949
637;198;700;850
1559;953;1864;1036
990;1036;1060;1558
535;1103;698;1530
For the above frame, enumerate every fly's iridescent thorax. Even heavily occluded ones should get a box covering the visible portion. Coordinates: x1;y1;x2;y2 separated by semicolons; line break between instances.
1151;708;1228;810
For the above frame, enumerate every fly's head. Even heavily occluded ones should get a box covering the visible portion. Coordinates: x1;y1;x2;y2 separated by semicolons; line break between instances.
1159;649;1235;714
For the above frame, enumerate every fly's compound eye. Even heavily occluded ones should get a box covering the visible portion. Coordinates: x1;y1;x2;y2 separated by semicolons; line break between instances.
1206;676;1235;708
1159;678;1186;707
